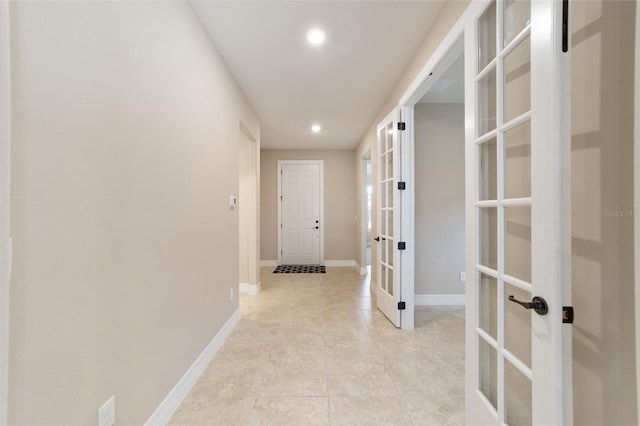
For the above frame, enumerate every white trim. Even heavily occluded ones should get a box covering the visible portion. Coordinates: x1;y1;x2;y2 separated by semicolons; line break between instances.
0;2;10;425
324;260;356;267
145;309;241;426
360;150;372;279
277;160;325;266
263;260;360;270
359;267;367;276
415;294;465;306
399;6;470;106
239;122;260;290
399;106;414;330
239;282;261;295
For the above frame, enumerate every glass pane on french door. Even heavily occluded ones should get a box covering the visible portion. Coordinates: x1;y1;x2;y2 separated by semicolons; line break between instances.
379;122;394;297
475;0;533;423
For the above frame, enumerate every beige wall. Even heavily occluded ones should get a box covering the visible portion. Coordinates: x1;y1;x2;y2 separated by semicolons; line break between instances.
636;2;640;417
260;149;357;262
355;0;471;285
571;1;637;424
8;1;259;424
414;103;465;295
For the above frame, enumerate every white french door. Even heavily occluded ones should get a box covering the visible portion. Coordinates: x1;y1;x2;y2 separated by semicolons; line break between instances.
376;109;402;327
279;162;321;265
464;0;572;424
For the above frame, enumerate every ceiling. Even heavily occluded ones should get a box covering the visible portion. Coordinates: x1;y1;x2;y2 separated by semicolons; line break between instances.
419;52;464;104
191;1;447;150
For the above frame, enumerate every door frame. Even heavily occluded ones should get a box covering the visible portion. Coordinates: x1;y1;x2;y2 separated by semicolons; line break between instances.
277;160;324;266
0;1;11;424
239;122;260;294
360;150;371;275
397;0;480;331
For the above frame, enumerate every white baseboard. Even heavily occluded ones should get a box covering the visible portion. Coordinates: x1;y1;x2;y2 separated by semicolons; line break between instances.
357;264;368;275
414;294;465;306
324;260;357;267
354;262;368;275
145;309;241;426
239;282;261;295
264;260;359;269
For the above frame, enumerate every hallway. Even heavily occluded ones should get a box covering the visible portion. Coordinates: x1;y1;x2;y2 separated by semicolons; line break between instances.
169;268;464;425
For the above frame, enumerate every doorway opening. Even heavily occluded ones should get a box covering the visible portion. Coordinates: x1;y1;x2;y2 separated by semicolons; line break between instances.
362;150;372;275
413;47;466;307
238;123;260;294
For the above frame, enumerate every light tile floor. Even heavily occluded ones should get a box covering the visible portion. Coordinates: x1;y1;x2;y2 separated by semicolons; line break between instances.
169;267;465;425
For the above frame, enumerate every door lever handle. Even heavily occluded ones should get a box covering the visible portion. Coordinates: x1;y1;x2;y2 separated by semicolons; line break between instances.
374;236;380;242
508;295;548;316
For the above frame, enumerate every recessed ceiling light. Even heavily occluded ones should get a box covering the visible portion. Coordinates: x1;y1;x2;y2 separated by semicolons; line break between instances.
311;124;322;133
307;29;325;45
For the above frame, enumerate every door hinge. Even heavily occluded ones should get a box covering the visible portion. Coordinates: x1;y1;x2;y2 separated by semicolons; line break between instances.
563;306;574;324
562;0;569;52
398;301;406;310
398;242;406;250
397;122;406;131
280;195;283;201
280;223;282;228
398;181;406;190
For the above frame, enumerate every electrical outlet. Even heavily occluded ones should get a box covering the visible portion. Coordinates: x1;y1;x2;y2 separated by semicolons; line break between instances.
98;396;115;426
229;287;234;302
459;272;466;282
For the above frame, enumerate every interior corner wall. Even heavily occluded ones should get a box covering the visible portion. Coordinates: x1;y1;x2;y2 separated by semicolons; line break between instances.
414;103;465;296
260;149;357;263
8;1;259;424
353;0;470;286
571;0;637;424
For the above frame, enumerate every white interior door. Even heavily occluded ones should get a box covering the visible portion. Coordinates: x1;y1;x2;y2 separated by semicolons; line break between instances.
376;109;402;327
464;0;572;424
280;163;321;265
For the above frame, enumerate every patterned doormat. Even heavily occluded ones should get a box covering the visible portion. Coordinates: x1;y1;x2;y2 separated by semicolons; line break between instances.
273;265;326;274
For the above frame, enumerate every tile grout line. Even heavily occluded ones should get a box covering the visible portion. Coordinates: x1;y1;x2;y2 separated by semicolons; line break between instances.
324;334;332;425
170;269;464;424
